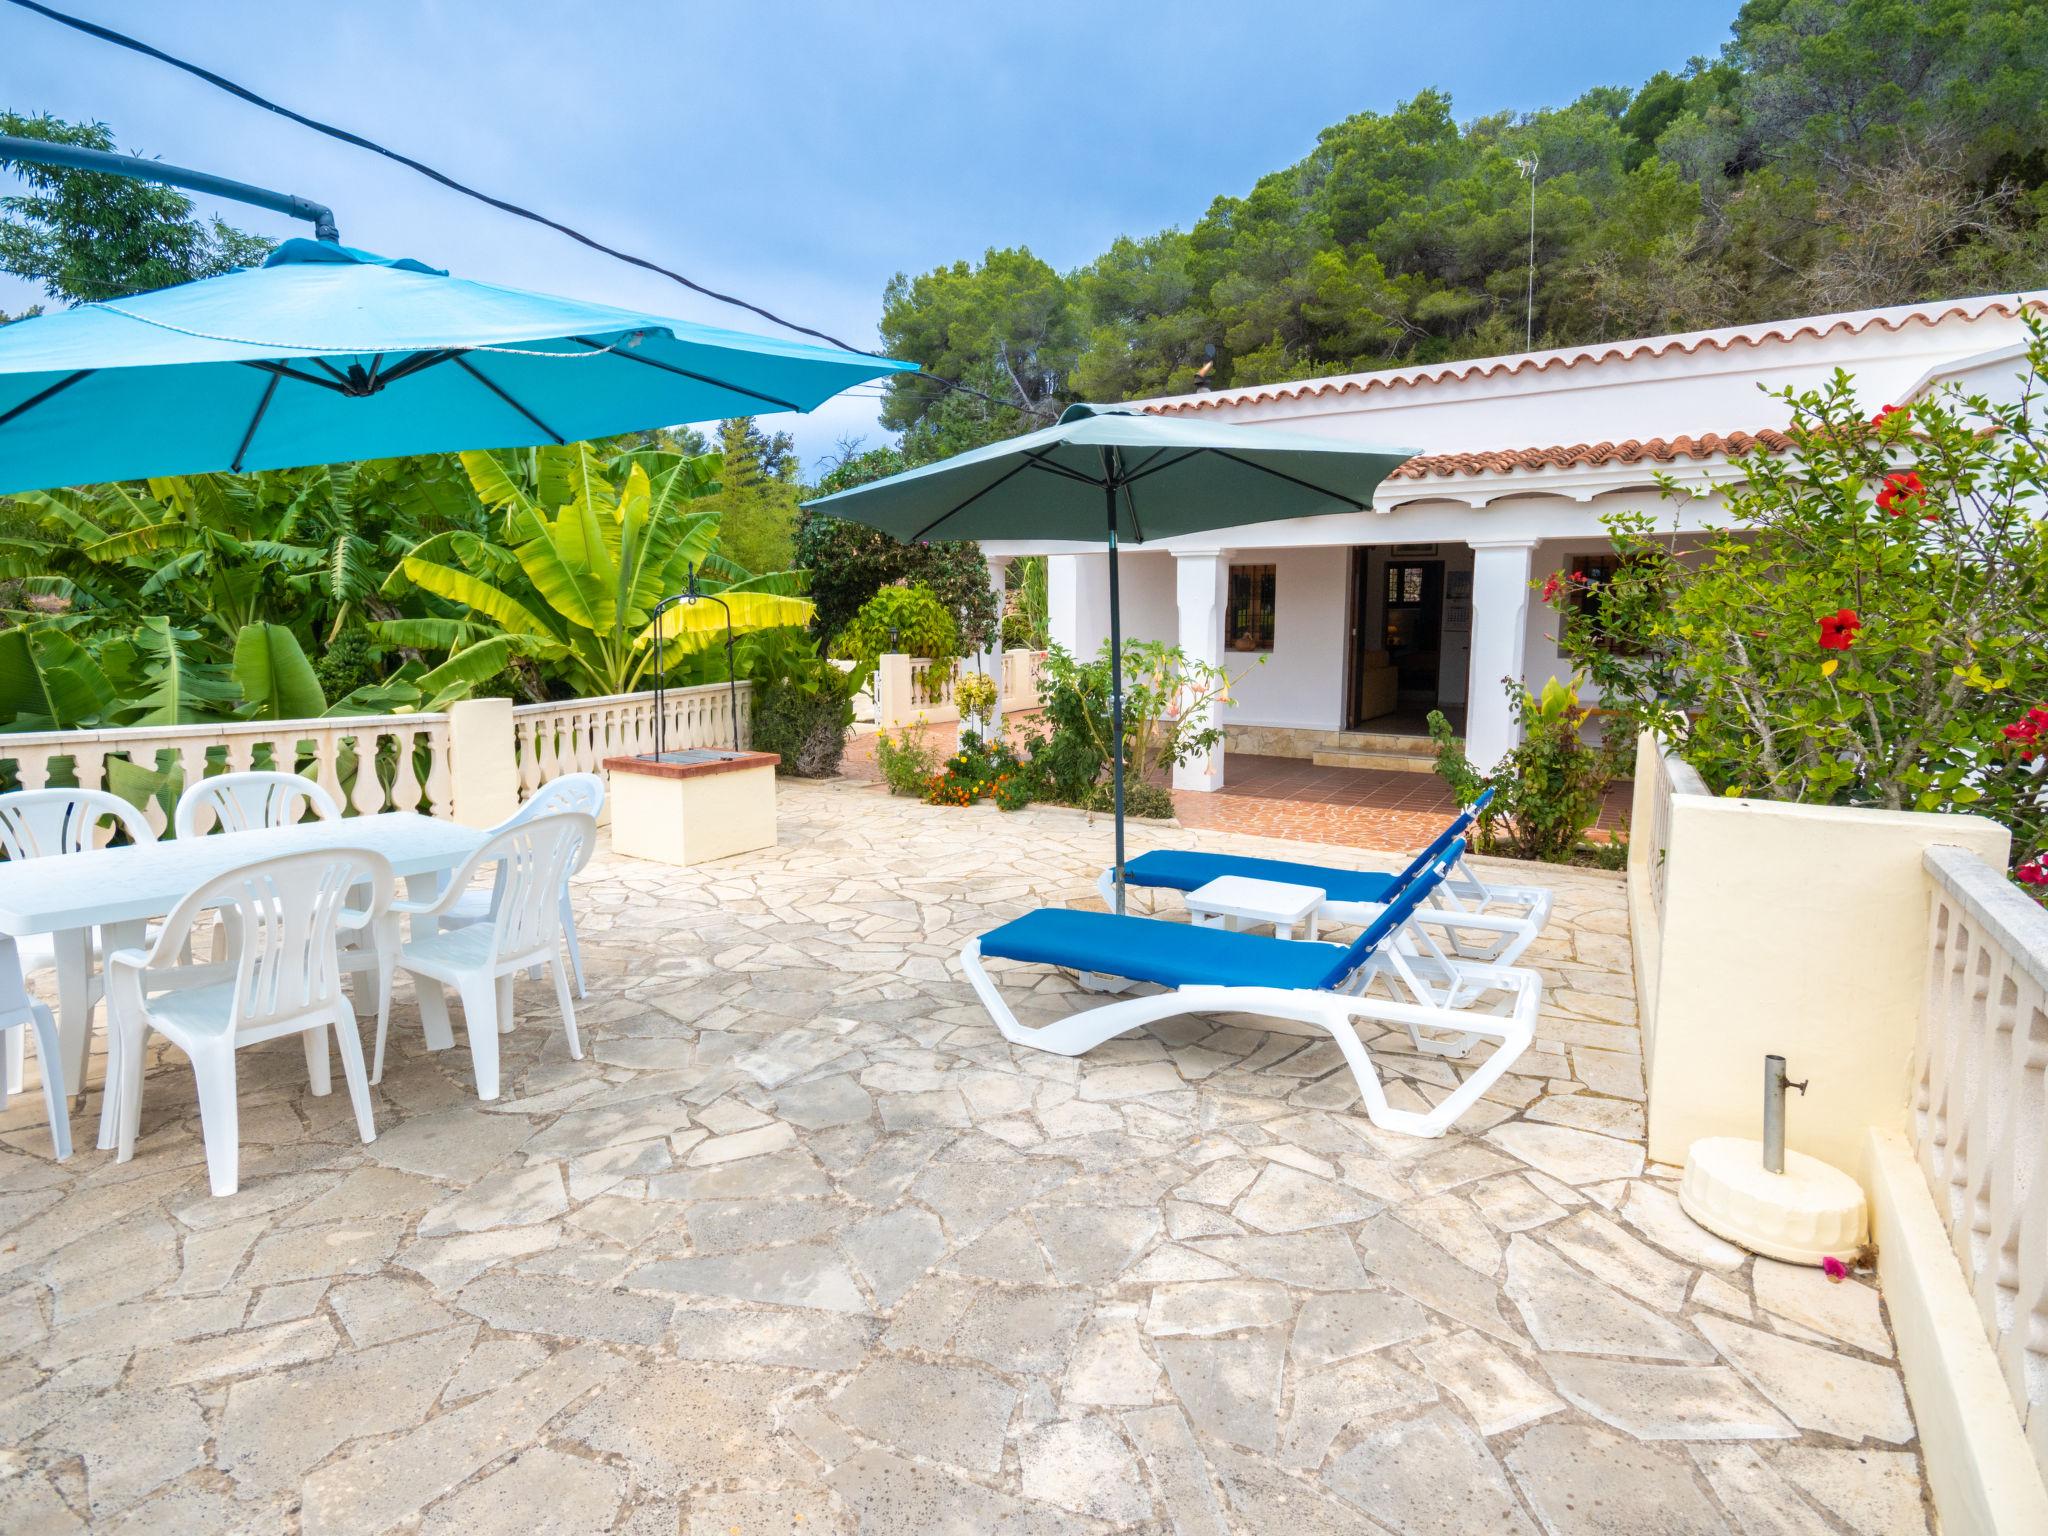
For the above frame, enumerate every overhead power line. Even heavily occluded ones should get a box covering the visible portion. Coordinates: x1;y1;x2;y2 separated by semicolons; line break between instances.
3;0;1054;419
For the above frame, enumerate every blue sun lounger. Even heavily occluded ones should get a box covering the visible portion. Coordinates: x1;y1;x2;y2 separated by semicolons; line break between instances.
1098;790;1554;967
965;837;1540;1137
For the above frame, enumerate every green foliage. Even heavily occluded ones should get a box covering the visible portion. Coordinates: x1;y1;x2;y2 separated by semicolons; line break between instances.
831;584;961;677
1003;556;1050;650
0;113;273;305
1016;641;1244;815
873;723;940;797
924;728;1031;810
733;629;865;779
1556;320;2048;878
313;627;384;702
1084;777;1177;822
700;419;800;576
231;622;326;720
1427;680;1623;864
382;443;813;703
877;4;2048;445
796;441;998;651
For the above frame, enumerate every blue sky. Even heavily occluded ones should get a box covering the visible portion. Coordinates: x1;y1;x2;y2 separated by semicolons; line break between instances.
5;1;1742;472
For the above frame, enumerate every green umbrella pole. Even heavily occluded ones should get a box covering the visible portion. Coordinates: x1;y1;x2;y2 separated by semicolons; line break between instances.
1105;477;1127;915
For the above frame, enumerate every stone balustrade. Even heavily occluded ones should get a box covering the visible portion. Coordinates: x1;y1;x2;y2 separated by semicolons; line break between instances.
1915;844;2048;1489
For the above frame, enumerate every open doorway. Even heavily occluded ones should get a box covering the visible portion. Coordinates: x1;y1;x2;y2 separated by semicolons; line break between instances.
1347;549;1469;733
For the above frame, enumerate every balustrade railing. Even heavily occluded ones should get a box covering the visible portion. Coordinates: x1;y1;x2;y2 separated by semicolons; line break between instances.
0;715;453;838
511;682;750;798
1915;843;2048;1487
1000;648;1045;711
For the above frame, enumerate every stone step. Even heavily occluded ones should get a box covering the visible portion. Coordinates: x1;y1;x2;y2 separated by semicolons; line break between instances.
1332;730;1443;754
1310;748;1441;774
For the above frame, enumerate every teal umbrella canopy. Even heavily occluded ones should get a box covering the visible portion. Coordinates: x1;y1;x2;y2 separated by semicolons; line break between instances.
804;402;1417;911
802;402;1416;542
0;239;917;494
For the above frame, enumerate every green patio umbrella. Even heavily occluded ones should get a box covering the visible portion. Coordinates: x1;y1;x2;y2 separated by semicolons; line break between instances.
803;403;1416;911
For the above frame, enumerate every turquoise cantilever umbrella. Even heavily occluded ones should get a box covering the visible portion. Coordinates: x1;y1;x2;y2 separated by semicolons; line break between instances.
804;403;1416;910
0;237;917;494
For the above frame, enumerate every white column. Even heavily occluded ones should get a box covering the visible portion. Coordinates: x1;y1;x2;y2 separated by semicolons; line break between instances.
1173;551;1229;792
1048;553;1110;658
1464;540;1536;773
984;555;1009;730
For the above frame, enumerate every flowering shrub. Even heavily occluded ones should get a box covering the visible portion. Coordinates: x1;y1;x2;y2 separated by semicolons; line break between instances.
1428;676;1626;863
924;728;1031;810
1556;319;2048;892
873;721;939;796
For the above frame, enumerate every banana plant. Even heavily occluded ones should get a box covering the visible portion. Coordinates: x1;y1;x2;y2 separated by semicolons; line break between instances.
380;443;815;700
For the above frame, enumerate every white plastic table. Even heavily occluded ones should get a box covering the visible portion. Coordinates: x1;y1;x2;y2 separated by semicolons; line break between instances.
1185;875;1326;940
0;812;486;1138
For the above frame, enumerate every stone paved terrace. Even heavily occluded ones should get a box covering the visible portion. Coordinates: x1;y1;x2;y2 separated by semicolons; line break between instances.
0;781;1930;1534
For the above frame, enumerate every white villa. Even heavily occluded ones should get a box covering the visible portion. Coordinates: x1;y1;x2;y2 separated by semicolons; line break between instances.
983;292;2047;779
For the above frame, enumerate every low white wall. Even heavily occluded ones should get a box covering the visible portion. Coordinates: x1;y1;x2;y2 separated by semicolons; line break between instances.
1627;733;2010;1179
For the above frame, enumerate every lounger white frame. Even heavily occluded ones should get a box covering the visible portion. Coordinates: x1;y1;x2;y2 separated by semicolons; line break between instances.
961;906;1540;1138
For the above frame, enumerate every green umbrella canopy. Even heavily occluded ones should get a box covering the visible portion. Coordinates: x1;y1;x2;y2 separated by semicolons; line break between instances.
802;402;1417;542
804;403;1417;913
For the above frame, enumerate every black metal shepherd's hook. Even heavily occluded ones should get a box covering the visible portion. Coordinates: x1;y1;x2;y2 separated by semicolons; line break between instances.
649;564;741;759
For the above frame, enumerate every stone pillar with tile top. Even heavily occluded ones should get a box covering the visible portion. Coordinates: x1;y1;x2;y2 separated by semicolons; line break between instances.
1173;551;1229;792
1464;540;1536;773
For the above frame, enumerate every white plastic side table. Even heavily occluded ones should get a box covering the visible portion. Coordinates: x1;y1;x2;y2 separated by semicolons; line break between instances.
1185;876;1325;940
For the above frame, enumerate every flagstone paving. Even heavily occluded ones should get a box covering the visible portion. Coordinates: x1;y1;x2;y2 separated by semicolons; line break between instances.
0;780;1931;1533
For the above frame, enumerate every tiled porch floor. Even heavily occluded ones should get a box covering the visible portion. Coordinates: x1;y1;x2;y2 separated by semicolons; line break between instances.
1176;754;1634;852
0;784;1927;1533
844;727;1629;854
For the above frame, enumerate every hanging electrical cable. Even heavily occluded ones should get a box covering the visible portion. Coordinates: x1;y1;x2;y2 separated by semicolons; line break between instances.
1;0;1060;421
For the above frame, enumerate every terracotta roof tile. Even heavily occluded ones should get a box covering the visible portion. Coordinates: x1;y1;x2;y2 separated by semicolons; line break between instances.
1388;430;1795;480
1142;297;2045;415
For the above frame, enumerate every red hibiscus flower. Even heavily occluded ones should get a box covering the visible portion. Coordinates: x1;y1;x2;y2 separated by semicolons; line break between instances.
1876;470;1926;517
2017;856;2047;888
1541;573;1563;602
2003;706;2048;762
1817;609;1861;651
1869;404;1904;430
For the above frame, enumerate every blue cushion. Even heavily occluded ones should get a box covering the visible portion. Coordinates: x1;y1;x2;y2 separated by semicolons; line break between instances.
979;908;1347;992
1121;849;1403;905
1122;801;1472;909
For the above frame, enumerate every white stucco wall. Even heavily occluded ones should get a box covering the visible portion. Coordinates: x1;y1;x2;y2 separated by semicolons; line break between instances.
1224;547;1349;730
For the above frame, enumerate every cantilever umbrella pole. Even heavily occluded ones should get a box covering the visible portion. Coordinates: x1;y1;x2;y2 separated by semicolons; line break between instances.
1105;472;1127;915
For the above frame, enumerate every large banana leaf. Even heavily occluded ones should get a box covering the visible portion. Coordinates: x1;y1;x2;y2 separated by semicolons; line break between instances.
124;618;240;726
398;558;558;639
416;632;566;695
369;616;494;651
521;508;615;634
82;520;188;562
636;591;815;655
0;624;116;730
713;569;812;598
233;622;328;721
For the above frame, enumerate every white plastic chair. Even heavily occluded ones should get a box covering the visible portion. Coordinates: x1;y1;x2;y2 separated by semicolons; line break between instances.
106;847;394;1197
440;773;605;997
173;770;341;839
376;812;595;1100
0;937;70;1160
0;788;157;1106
